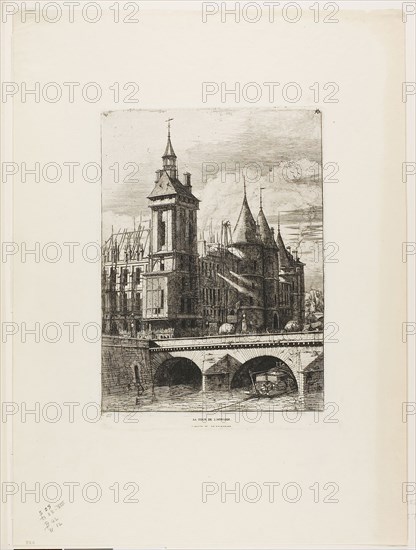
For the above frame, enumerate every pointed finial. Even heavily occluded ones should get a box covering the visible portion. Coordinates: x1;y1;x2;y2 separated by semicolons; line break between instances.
243;175;247;197
278;212;281;232
259;187;265;209
165;117;174;137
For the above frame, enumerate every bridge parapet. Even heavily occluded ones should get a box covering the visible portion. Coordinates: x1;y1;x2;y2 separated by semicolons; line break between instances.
150;331;323;352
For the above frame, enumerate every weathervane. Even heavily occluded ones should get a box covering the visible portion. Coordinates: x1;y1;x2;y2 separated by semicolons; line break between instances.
165;117;174;136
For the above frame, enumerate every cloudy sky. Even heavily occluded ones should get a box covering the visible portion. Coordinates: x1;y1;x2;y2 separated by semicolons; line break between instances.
102;108;323;290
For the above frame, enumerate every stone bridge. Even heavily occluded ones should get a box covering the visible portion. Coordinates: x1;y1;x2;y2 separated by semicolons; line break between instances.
102;333;324;398
149;332;324;396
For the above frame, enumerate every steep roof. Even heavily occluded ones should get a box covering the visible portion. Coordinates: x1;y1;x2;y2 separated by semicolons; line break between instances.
163;135;176;158
148;170;198;201
257;208;277;248
277;229;298;267
233;195;259;244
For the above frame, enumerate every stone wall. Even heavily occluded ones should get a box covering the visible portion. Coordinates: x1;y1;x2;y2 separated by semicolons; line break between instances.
102;336;151;396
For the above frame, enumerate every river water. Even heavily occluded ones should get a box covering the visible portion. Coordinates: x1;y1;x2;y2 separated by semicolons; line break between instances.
103;385;324;413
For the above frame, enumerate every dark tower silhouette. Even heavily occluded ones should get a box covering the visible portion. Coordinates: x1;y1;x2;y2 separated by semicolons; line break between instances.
276;216;305;329
143;120;200;336
256;189;280;330
231;179;265;332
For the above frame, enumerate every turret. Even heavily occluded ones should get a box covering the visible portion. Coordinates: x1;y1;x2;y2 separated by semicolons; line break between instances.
276;212;305;330
230;179;264;333
256;189;280;330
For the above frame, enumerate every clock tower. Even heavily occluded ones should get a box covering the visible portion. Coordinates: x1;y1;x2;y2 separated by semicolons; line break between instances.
142;121;201;337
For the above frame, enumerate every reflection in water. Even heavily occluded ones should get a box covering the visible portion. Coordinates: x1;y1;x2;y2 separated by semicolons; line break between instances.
103;384;324;412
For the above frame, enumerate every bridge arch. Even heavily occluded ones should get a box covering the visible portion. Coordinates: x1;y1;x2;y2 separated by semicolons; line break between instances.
230;355;298;393
154;357;202;389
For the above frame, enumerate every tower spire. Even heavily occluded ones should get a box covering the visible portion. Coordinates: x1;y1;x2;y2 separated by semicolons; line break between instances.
278;211;281;233
162;118;177;177
233;177;259;245
166;117;173;137
259;187;265;210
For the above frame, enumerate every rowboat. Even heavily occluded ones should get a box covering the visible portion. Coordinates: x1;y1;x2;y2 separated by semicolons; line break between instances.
248;368;296;398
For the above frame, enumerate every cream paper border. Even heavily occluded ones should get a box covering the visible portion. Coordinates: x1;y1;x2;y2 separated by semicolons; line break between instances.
1;1;414;548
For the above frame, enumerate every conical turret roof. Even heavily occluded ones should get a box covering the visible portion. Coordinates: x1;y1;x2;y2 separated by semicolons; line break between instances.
257;208;277;248
163;131;176;158
277;227;294;267
233;195;259;244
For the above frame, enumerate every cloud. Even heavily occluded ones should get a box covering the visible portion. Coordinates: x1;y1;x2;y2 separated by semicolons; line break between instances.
198;159;322;232
102;109;323;290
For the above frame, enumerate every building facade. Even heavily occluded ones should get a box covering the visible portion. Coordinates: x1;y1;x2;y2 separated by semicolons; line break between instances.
102;127;305;338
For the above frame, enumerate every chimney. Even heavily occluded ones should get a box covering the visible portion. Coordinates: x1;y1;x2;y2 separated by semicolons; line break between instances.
155;169;163;183
183;172;191;187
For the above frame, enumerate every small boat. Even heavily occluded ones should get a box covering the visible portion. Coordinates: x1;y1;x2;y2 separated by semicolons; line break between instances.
248;368;296;398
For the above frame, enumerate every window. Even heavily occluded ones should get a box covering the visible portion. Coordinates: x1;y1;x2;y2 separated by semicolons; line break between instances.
135;292;142;310
160;259;165;271
250;296;254;305
253;261;257;271
150;283;165;315
160;221;166;247
189;221;193;245
157;210;167;250
119;292;128;311
135;267;141;284
120;268;128;285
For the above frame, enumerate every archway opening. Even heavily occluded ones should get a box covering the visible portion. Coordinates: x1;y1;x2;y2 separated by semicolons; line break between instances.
154;358;202;389
230;356;298;394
